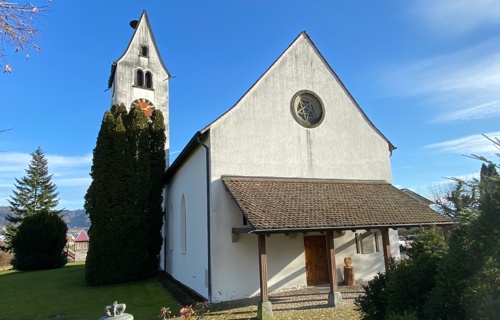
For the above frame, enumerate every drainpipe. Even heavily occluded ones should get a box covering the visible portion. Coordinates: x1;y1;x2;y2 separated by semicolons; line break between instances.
163;187;168;271
196;135;212;303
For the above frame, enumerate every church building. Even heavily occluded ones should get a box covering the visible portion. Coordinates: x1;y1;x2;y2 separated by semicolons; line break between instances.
108;10;453;316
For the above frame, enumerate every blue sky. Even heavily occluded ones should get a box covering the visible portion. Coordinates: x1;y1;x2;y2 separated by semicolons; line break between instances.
1;1;499;209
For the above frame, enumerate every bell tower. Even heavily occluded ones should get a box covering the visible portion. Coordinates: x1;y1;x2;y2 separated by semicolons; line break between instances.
108;10;170;159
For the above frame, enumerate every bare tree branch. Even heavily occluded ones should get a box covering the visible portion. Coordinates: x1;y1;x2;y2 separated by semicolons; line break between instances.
0;1;51;73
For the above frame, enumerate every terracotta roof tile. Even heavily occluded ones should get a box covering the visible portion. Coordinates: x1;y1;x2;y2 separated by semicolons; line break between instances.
74;230;89;242
222;176;451;231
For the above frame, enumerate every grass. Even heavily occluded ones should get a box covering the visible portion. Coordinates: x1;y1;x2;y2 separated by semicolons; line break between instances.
0;262;362;319
0;262;179;319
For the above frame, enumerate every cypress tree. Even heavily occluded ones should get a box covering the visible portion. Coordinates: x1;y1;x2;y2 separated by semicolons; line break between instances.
4;147;62;245
85;104;166;285
123;105;151;281
84;111;116;285
144;109;166;276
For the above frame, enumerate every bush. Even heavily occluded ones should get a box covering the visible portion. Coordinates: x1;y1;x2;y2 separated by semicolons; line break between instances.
389;227;447;318
386;310;418;320
356;227;447;320
11;211;68;271
355;272;388;320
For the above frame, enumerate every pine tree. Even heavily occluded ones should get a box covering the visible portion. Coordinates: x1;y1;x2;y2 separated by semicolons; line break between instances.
4;147;62;245
85;104;166;285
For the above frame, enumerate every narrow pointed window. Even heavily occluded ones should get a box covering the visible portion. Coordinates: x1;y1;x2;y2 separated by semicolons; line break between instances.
169;203;173;251
145;71;153;89
180;194;187;254
135;69;144;87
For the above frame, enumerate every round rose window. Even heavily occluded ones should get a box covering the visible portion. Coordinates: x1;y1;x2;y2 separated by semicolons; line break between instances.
291;91;324;128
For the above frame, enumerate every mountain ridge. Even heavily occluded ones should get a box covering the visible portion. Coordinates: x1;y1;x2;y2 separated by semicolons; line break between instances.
0;206;90;229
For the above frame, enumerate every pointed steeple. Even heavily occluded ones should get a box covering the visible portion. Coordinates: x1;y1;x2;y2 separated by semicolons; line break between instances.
108;10;170;159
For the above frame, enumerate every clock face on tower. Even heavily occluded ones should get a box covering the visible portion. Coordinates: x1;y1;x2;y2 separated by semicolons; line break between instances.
131;98;155;117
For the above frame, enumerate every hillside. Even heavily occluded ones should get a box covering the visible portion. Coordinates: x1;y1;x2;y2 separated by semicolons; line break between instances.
0;207;90;229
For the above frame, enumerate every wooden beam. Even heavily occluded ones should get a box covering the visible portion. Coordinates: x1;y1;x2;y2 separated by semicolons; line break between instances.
326;231;338;292
258;234;269;302
232;227;254;234
380;228;391;271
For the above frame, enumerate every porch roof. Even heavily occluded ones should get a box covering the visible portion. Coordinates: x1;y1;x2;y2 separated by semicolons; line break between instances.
222;176;453;233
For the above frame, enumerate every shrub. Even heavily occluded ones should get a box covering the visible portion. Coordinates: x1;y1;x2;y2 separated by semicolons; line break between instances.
355;272;388;320
11;211;68;271
387;227;447;318
386;310;418;320
158;303;220;320
357;227;447;320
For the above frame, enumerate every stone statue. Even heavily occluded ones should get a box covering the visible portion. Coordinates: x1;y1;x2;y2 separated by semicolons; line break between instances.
105;301;126;316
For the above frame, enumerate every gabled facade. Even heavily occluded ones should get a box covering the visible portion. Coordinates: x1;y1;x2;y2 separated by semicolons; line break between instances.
160;32;451;307
111;14;452;316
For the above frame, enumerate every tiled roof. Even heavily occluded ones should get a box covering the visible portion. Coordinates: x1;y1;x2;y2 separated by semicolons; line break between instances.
75;230;89;242
222;176;452;231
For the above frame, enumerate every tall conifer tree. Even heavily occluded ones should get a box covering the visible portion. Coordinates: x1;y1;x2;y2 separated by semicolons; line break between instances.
85;104;166;285
144;109;166;276
4;147;62;245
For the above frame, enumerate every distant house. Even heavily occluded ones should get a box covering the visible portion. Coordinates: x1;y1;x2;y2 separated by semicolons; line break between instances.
65;234;76;261
0;240;8;252
74;230;89;262
66;234;75;246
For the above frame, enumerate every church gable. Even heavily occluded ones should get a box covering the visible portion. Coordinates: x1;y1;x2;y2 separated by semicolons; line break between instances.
109;10;170;161
109;10;170;112
208;32;393;182
110;11;170;89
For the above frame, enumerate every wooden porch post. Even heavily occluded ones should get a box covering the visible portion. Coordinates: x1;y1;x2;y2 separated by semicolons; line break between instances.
257;234;274;320
258;234;269;302
326;231;343;307
380;228;392;271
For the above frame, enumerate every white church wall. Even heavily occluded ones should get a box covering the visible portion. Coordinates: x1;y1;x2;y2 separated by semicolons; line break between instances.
164;144;209;299
209;34;392;185
211;232;307;302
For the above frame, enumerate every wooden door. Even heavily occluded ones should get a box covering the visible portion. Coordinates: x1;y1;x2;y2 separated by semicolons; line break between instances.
304;235;329;285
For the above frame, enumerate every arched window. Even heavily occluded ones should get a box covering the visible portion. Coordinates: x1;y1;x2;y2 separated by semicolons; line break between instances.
145;71;153;89
180;195;187;254
168;203;173;251
135;69;144;87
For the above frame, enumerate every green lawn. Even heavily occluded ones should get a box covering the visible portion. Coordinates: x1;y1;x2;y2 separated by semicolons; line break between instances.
0;262;362;319
0;262;179;320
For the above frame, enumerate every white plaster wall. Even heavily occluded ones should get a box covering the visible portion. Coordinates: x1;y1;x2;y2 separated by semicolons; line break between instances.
208;34;396;301
164;143;209;299
212;233;306;302
337;229;400;282
209;34;392;183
